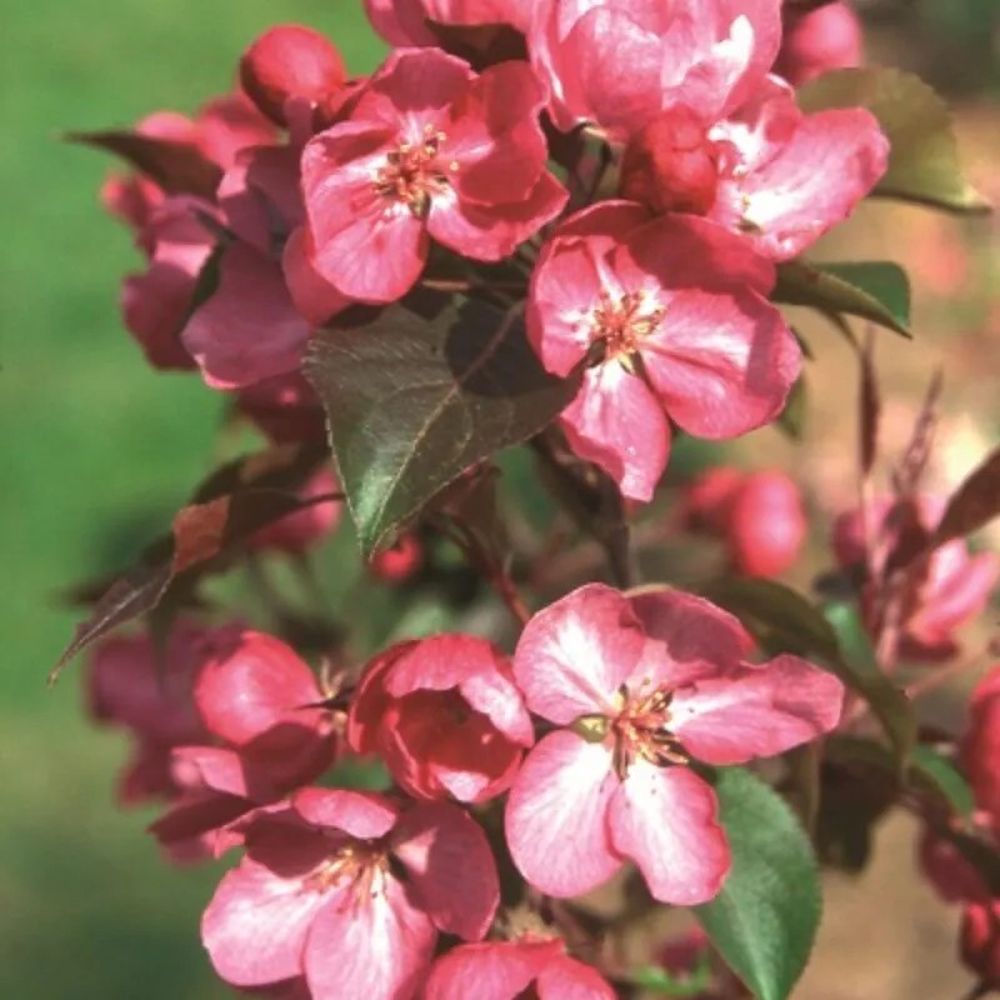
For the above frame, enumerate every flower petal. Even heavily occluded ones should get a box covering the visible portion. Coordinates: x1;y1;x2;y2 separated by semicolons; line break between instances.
505;730;620;898
513;583;646;723
423;941;560;1000
610;761;729;905
537;954;617;1000
292;787;400;839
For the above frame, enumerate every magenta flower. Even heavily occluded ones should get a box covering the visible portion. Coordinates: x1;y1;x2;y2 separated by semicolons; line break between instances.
505;584;844;904
201;789;499;999
529;0;782;137
706;77;889;260
348;634;534;803
150;628;337;855
423;938;615;999
300;47;567;303
527;201;800;501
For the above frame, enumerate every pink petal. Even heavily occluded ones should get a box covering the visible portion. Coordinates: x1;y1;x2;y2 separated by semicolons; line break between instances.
292;787;400;839
364;0;438;46
610;761;730;905
559;362;670;503
347;642;410;755
670;655;845;765
909;550;999;650
194;630;323;747
537;954;617;1000
181;243;310;389
201;857;325;987
513;583;646;723
505;730;621;898
628;587;755;690
640;287;800;438
427;170;567;263
171;745;252;798
282;226;351;326
150;791;252;850
304;875;437;1000
424;941;560;1000
391;801;499;941
383;634;533;745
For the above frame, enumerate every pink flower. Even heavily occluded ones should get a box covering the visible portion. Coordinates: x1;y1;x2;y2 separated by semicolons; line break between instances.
193;92;277;170
249;467;343;554
505;584;843;903
527;202;800;501
705;76;888;260
365;0;532;47
300;48;567;303
833;497;999;661
201;789;499;998
240;25;348;127
529;0;782;136
725;470;807;578
87;622;211;804
961;898;1000;989
348;634;533;803
423;938;615;999
963;666;1000;836
774;2;863;86
150;628;337;855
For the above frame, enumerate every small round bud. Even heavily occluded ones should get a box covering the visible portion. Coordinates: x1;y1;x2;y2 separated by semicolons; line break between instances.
727;471;807;578
775;2;863;86
369;534;424;584
619;107;720;216
240;25;346;125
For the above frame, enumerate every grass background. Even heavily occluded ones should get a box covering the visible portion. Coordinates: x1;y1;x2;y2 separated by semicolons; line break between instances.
1;4;381;996
1;1;997;997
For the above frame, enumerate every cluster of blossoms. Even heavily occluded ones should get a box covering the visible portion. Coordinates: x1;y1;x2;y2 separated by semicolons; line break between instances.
72;0;999;997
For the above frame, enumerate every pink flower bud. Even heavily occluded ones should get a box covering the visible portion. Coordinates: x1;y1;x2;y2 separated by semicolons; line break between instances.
961;900;1000;989
683;466;746;534
240;25;347;125
726;470;807;578
776;2;863;86
369;533;424;584
248;468;342;554
620;108;721;216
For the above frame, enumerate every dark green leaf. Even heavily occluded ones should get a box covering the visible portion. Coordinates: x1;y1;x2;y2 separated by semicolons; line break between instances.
304;299;580;556
66;129;223;200
910;745;975;820
773;260;911;337
798;68;990;214
776;374;807;442
695;769;821;1000
822;601;916;768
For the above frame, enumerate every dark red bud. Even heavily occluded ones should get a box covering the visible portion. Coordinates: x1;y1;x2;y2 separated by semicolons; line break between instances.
369;534;424;584
620;108;720;216
961;901;1000;988
240;25;346;126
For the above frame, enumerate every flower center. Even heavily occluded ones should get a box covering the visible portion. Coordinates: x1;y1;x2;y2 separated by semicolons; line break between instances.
309;840;389;905
374;124;454;219
611;684;688;778
591;290;664;361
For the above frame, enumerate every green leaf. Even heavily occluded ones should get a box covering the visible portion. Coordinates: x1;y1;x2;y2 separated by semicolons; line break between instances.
304;298;580;556
798;68;990;215
910;745;975;820
776;374;807;441
694;769;821;1000
631;960;713;997
822;601;916;768
773;260;911;337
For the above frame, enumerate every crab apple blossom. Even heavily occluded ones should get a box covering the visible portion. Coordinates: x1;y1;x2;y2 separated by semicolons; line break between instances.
249;467;343;554
529;0;783;137
833;497;1000;661
300;48;567;303
348;634;533;803
201;789;499;998
774;1;863;86
87;622;211;804
423;938;615;999
527;202;800;501
505;584;844;903
962;666;1000;836
365;0;532;48
150;628;337;855
705;76;888;260
240;25;347;128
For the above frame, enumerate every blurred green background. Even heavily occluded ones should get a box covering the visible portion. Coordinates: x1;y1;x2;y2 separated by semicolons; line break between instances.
1;1;997;997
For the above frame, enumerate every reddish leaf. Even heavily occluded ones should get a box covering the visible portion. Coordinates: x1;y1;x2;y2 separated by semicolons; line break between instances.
932;447;1000;547
66;129;223;199
858;332;880;477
